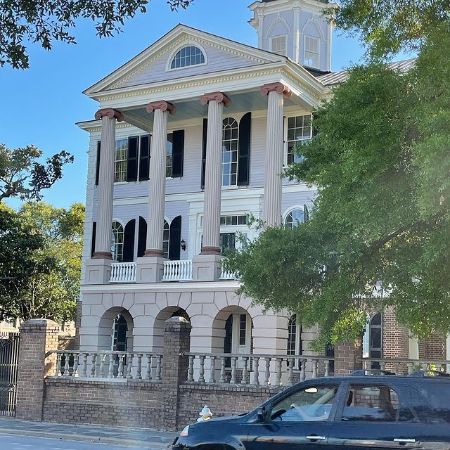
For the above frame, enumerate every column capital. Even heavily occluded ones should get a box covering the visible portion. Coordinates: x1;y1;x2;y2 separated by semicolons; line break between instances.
94;108;124;121
260;82;292;97
146;100;176;114
200;92;231;107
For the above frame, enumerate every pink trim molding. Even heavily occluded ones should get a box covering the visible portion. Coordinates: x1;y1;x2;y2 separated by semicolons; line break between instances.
94;108;124;121
260;82;292;97
144;249;164;257
200;92;231;107
146;101;176;114
200;246;221;256
92;251;113;260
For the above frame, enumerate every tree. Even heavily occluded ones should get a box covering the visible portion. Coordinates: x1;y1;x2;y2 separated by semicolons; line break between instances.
226;25;450;347
0;144;73;202
0;202;84;322
0;0;194;69
331;0;449;57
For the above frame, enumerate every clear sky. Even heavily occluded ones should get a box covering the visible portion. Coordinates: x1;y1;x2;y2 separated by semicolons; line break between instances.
0;0;381;209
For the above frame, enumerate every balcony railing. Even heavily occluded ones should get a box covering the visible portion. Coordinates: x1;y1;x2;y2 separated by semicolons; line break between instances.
162;260;193;281
49;350;163;382
183;352;334;386
362;357;450;375
110;262;137;283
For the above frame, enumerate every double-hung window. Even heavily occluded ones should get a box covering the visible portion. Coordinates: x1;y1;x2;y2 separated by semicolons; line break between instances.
286;115;312;165
304;35;320;69
114;139;128;182
222;118;239;186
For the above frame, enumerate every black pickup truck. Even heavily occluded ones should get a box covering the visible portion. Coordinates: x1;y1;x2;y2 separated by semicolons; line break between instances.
173;373;450;450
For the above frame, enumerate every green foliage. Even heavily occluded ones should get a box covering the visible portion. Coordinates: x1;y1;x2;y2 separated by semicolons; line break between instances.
0;202;84;322
331;0;449;57
0;0;194;69
227;25;450;345
0;144;73;201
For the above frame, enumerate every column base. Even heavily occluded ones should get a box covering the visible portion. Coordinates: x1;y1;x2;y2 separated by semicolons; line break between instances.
136;256;165;283
84;259;112;285
192;254;222;281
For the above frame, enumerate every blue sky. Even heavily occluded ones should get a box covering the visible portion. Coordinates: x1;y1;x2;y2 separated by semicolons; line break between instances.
0;0;375;209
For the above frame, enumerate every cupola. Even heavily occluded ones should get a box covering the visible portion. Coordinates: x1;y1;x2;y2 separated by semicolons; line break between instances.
249;0;335;72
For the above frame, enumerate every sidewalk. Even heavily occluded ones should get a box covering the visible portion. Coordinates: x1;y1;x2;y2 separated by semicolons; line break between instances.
0;417;178;449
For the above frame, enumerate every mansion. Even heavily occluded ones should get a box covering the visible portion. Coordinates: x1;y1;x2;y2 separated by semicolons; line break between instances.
78;0;449;370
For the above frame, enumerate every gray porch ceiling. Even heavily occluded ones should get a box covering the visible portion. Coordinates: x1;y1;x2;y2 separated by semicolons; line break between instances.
121;88;311;132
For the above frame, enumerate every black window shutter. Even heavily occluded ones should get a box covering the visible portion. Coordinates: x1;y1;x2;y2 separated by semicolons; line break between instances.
137;216;147;258
169;216;182;261
95;142;101;186
201;118;208;189
238;112;251;186
123;219;136;262
91;222;97;257
171;130;185;178
127;137;138;182
139;135;151;181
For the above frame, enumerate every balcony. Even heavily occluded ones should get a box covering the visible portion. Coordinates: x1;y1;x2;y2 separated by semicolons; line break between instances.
162;260;193;281
106;259;239;284
110;262;137;283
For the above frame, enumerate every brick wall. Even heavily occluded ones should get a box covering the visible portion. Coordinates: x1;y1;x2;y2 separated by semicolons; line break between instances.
382;307;409;361
419;333;446;360
177;384;281;426
43;378;165;428
334;339;362;375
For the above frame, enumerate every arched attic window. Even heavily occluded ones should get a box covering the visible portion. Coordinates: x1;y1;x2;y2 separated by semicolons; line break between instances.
284;206;309;229
170;45;205;70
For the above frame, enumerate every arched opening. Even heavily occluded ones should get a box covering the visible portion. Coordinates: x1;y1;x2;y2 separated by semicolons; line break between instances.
98;307;134;352
287;314;303;370
152;306;191;353
212;306;253;356
363;312;383;369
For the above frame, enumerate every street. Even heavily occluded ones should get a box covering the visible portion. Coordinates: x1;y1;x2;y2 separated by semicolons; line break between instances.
0;434;152;450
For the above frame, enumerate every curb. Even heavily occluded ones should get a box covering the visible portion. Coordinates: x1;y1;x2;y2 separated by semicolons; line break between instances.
0;428;172;449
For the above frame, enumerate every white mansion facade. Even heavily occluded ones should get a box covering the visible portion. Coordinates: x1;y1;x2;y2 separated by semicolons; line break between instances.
78;0;449;365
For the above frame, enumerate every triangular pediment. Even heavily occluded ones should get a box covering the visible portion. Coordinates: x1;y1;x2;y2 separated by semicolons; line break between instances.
85;25;285;95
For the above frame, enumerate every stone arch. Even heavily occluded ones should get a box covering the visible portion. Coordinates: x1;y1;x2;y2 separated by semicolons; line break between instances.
211;305;253;355
98;307;134;352
152;306;190;353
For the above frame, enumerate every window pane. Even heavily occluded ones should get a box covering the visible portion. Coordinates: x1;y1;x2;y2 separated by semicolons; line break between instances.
272;385;338;422
166;133;173;177
114;139;128;182
171;45;205;69
239;314;247;346
342;386;403;422
222;118;239;187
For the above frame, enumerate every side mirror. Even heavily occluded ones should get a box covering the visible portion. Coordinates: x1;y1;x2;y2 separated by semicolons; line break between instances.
256;406;269;423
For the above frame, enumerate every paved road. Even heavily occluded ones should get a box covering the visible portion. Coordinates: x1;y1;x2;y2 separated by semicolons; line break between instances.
0;434;153;450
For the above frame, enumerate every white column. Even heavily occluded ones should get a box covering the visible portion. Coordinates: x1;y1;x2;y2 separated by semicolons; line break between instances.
93;108;123;258
144;101;175;256
261;83;291;227
200;92;230;255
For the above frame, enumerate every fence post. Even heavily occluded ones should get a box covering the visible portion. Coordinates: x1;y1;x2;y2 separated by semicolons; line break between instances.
162;316;191;431
15;319;60;421
334;338;363;375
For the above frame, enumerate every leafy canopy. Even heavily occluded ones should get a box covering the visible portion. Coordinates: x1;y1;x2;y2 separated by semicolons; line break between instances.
0;202;84;322
0;144;73;202
0;0;194;69
331;0;449;57
227;24;450;347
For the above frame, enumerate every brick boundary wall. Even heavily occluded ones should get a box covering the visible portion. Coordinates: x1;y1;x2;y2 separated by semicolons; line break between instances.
43;378;165;428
